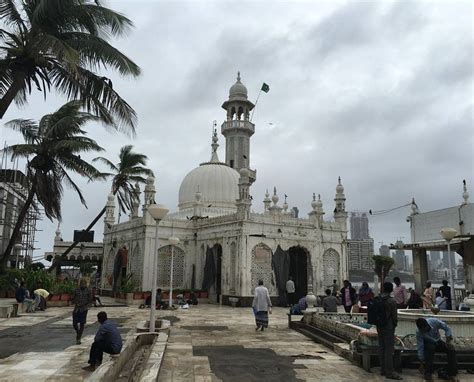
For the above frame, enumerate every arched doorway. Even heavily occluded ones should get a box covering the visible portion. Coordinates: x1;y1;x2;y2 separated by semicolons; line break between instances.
202;244;223;304
288;246;309;301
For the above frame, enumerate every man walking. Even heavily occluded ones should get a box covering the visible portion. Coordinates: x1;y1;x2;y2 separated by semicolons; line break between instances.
83;311;123;371
286;276;296;306
340;280;356;313
416;317;458;381
393;277;408;309
376;282;402;380
252;280;272;331
72;279;92;344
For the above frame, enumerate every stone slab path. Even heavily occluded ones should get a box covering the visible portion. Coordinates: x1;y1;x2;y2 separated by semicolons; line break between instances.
157;305;474;382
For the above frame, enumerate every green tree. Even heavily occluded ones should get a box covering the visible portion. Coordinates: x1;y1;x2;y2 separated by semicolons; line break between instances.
60;145;153;257
371;255;395;290
0;0;140;131
1;100;105;270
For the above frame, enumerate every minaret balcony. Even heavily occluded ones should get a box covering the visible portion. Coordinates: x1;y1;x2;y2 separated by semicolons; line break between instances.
221;120;255;135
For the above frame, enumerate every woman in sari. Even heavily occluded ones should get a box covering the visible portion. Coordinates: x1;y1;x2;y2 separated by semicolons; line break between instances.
252;280;272;331
422;281;435;309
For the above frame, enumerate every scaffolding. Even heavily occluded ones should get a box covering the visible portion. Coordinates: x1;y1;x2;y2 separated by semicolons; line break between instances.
0;165;42;268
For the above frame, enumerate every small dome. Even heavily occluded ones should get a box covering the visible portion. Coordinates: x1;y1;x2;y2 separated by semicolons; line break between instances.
178;163;240;211
229;72;248;100
336;176;344;193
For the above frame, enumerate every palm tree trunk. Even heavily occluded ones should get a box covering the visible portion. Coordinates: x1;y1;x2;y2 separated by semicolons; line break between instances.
1;181;36;271
0;72;26;119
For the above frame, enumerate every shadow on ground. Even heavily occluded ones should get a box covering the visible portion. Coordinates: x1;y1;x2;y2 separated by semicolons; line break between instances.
193;345;305;382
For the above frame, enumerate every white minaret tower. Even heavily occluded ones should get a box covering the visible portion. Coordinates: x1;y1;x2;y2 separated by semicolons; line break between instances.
334;177;347;227
221;72;256;183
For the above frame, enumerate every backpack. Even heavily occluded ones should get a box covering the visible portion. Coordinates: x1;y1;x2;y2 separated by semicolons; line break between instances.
367;295;387;327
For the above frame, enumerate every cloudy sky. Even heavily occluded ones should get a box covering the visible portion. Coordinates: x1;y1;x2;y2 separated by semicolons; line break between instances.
1;0;473;262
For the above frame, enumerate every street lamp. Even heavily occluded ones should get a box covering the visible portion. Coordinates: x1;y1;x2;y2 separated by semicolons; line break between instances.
168;237;180;308
440;228;457;309
14;244;23;269
147;204;169;333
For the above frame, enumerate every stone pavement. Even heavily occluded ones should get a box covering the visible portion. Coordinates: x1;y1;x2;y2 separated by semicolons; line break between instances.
0;297;140;382
0;301;472;381
157;305;474;382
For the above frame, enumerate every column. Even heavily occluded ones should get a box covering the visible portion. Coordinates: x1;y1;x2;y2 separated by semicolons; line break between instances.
412;248;428;292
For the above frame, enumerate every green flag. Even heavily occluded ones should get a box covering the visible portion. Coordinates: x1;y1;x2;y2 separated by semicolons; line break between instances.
261;83;270;93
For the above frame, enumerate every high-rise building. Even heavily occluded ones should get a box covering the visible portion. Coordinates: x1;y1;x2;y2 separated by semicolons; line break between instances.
379;244;390;257
0;169;39;267
350;212;369;240
441;251;456;269
430;251;441;268
348;238;374;272
392;240;407;271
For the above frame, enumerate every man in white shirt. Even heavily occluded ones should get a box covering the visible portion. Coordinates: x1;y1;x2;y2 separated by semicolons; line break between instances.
286;276;296;307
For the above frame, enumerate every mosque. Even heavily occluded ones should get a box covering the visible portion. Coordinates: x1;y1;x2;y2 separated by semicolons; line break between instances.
99;74;349;305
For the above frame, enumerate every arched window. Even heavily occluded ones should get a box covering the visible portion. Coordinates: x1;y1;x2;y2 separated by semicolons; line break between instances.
322;249;340;288
157;245;185;289
250;243;275;294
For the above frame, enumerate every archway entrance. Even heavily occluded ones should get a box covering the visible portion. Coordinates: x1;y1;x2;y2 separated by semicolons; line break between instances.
288;246;308;301
202;244;223;304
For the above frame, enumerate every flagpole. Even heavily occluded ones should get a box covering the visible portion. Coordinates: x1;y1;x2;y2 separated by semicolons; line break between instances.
250;89;262;122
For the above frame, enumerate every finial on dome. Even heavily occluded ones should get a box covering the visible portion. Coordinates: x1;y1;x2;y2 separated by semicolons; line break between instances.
462;179;469;205
338;176;341;184
312;192;316;201
237;71;241;82
210;124;220;163
272;186;279;205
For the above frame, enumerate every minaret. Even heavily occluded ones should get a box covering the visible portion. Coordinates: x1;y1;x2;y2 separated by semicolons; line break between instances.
268;186;282;215
142;175;156;215
221;72;256;183
236;168;252;219
193;188;203;217
263;189;271;214
104;192;116;231
309;193;324;226
333;177;347;227
130;182;141;219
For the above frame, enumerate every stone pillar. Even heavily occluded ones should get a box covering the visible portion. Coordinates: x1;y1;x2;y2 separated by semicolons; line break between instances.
462;239;474;293
412;248;428;292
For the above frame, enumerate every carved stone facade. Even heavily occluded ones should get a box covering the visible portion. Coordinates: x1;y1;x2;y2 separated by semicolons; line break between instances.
96;74;349;304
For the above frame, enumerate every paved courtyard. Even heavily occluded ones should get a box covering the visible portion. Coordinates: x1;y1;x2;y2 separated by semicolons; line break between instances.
0;301;472;381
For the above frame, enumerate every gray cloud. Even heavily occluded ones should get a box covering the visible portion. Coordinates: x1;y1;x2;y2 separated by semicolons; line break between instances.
1;0;472;261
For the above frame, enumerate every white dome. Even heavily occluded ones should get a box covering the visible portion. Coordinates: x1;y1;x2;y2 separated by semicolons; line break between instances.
178;162;240;211
229;72;248;100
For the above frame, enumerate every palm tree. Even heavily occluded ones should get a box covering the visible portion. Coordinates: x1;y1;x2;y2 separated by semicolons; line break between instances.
60;145;153;257
0;0;140;132
1;100;105;269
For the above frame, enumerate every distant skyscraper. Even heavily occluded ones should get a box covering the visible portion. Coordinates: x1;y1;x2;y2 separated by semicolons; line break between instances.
392;240;407;271
379;245;390;257
350;212;369;240
348;239;374;272
430;251;441;270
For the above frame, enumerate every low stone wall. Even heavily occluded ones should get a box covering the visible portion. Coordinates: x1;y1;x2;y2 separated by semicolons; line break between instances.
87;331;168;382
397;309;474;337
307;312;369;342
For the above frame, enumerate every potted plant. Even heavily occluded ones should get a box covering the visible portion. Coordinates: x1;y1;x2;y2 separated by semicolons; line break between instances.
200;290;209;298
120;277;136;303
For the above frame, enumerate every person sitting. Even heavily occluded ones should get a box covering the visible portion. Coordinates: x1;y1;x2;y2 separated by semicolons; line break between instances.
92;287;103;307
83;311;123;371
144;289;168;309
15;282;34;313
33;288;50;311
407;289;423;309
291;296;307;315
322;288;338;312
358;281;374;307
187;291;198;305
435;291;447;310
416;317;458;381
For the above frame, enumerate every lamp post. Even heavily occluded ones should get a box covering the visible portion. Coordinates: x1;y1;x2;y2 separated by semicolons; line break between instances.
440;228;457;309
14;244;23;269
168;237;180;308
147;204;169;333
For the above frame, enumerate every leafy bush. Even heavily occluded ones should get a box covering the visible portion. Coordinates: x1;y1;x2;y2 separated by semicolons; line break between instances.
120;275;136;293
